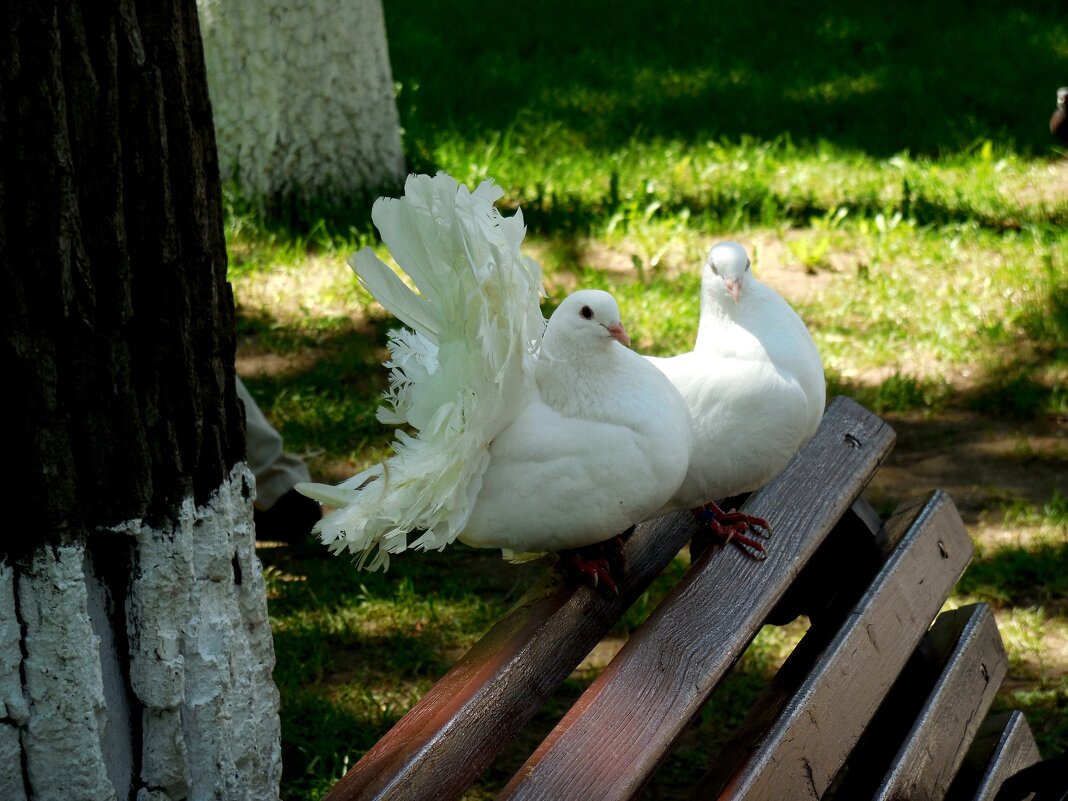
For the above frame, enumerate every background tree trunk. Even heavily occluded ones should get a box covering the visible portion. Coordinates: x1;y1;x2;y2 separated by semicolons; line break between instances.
197;0;407;210
1;3;281;799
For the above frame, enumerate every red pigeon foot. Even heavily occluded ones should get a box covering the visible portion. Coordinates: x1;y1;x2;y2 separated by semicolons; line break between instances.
693;501;771;560
556;542;624;596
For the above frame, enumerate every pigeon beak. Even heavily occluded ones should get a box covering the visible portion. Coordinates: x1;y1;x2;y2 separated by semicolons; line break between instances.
725;279;742;304
606;322;631;347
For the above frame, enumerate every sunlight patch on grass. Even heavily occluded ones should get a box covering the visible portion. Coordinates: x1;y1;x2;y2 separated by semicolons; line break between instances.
1002;491;1068;527
958;533;1067;609
231;256;371;324
784;71;882;104
420;132;1068;241
993;607;1060;677
1004;681;1068;758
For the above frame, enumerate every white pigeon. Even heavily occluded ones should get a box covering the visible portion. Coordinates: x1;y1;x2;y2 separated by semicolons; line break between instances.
296;173;693;572
648;241;825;539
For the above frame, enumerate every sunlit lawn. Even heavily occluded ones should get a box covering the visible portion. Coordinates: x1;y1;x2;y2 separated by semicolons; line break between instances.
226;1;1068;797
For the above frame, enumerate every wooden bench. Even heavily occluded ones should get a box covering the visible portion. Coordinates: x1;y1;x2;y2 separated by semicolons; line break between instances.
321;397;1044;801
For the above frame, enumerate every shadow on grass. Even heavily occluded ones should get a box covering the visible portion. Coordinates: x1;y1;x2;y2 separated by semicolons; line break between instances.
828;367;1066;422
958;540;1068;611
264;543;545;799
967;263;1068;418
388;0;1068;159
859;409;1066;526
231;1;1068;236
261;538;541;619
236;307;394;457
277;689;372;801
539;189;1064;243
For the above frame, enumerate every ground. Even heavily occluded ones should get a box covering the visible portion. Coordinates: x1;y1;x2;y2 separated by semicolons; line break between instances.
237;230;1067;799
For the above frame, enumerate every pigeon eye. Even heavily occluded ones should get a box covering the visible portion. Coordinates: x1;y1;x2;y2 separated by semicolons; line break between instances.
580;305;594;320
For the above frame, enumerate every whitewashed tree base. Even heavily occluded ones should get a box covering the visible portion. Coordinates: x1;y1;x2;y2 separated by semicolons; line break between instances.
0;464;281;801
198;0;406;205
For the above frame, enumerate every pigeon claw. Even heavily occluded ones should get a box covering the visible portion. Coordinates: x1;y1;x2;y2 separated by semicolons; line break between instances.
717;525;769;561
697;501;772;537
693;501;771;561
557;548;621;597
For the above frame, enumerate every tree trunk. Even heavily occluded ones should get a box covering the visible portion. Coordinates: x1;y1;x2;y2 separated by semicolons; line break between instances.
197;0;407;209
1;3;281;799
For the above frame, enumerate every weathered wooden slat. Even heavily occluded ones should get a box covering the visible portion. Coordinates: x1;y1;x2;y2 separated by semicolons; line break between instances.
497;397;896;801
870;603;1009;801
322;511;694;801
945;712;1041;801
828;603;1009;800
695;489;973;800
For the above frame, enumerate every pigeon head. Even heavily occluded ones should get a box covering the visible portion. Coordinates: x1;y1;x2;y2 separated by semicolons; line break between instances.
543;290;631;358
704;241;751;304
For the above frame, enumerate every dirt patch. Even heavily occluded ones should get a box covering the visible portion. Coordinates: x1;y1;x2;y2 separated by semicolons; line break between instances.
528;231;838;306
1008;158;1068;209
747;232;843;304
862;410;1067;528
236;347;325;379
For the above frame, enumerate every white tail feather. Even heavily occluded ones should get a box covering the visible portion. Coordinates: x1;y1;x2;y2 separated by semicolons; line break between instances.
297;173;545;570
295;481;358;509
349;248;440;342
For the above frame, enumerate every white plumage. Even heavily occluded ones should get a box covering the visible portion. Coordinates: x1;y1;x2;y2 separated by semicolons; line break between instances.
649;241;825;513
297;173;693;569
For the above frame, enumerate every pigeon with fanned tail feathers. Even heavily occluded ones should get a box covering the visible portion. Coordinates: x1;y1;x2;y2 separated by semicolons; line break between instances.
297;174;693;577
647;241;825;555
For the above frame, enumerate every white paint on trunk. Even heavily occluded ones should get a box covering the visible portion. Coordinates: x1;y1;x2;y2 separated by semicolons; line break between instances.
0;562;29;801
85;553;136;799
1;464;281;801
198;0;406;204
19;543;117;801
0;724;25;801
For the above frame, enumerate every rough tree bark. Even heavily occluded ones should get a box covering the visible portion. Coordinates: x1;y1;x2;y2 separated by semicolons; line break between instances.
197;0;407;209
1;3;281;799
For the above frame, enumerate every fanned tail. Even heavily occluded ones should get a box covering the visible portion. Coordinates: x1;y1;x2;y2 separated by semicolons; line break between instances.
297;173;545;570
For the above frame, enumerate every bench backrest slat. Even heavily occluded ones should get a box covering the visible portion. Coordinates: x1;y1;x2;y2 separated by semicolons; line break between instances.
323;507;698;801
945;711;1041;801
871;603;1008;801
324;396;1050;801
497;397;896;801
699;489;973;799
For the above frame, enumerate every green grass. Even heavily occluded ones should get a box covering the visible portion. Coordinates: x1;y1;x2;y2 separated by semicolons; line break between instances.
389;1;1066;158
263;544;532;800
222;0;1068;796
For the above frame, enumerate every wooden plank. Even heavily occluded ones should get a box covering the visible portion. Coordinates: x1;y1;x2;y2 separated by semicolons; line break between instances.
322;510;694;801
945;712;1041;801
695;489;973;800
323;394;870;801
828;603;1009;800
870;604;1008;800
497;397;896;801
